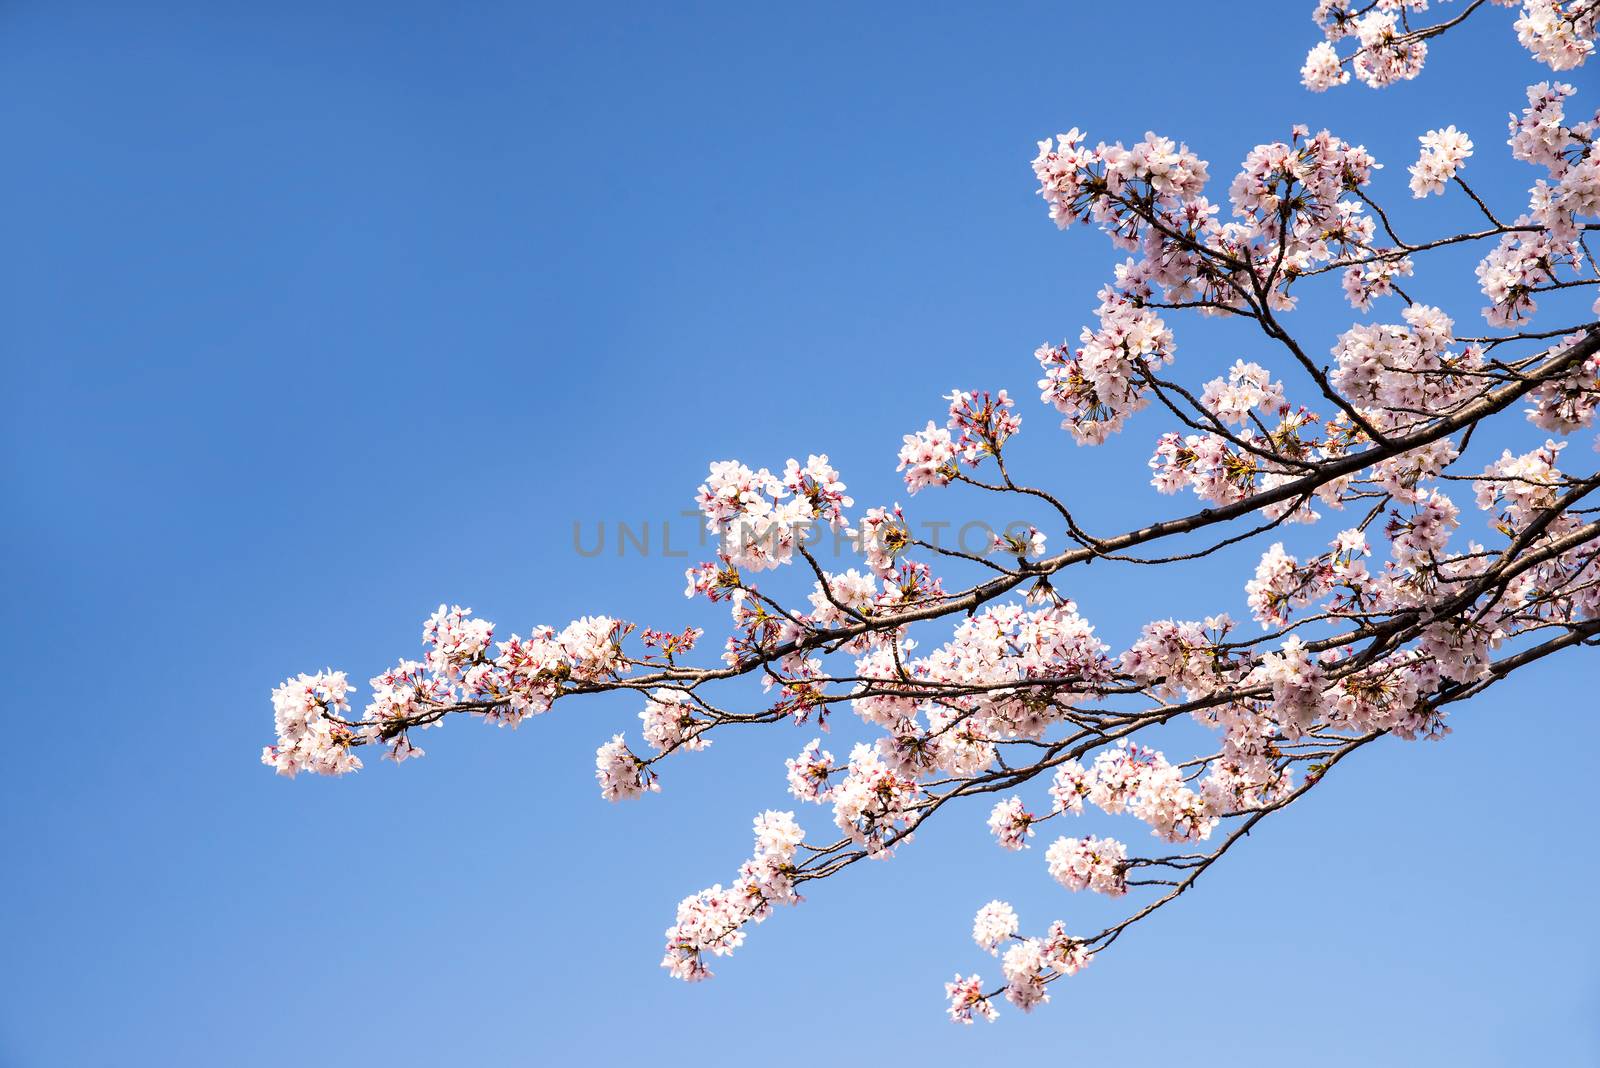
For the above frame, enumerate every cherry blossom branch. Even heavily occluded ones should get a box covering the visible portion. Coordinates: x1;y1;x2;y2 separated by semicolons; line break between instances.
264;3;1600;1026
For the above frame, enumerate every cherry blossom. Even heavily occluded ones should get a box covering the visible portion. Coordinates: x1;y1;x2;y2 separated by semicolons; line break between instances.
1301;41;1350;90
831;742;921;856
944;974;999;1025
1408;126;1474;197
972;900;1020;954
639;689;711;754
986;796;1036;850
897;421;958;493
1045;835;1129;896
785;739;836;803
595;734;656;801
660;810;807;980
1304;0;1595;93
1515;0;1597;69
262;671;360;778
264;1;1600;1028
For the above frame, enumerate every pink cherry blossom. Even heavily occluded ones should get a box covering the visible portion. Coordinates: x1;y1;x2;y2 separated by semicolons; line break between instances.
264;2;1600;1028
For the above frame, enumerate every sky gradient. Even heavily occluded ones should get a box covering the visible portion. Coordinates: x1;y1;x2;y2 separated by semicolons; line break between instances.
4;2;1597;1065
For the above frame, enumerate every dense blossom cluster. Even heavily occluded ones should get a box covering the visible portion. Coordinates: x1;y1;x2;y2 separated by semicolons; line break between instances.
897;422;958;493
262;671;360;777
1035;298;1176;444
695;457;852;571
831;742;923;856
1045;835;1130;896
1304;1;1596;92
639;689;710;754
661;811;806;981
1515;0;1597;69
986;796;1036;850
266;1;1599;1029
595;734;656;800
1409;126;1474;197
972;900;1020;954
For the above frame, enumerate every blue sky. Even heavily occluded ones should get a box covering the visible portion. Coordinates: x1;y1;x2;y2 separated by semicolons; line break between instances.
4;2;1597;1065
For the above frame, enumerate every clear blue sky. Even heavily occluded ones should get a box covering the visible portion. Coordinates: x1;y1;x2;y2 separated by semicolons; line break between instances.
4;3;1596;1065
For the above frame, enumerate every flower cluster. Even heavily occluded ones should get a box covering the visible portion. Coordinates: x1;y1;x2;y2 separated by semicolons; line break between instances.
951;906;1097;1021
946;388;1022;466
1525;333;1600;433
1045;835;1129;896
1305;0;1595;93
944;973;999;1025
972;899;1019;954
783;454;854;530
595;733;656;800
639;689;711;754
1515;0;1597;70
831;742;922;856
697;460;829;571
1120;615;1238;699
986;796;1036;850
785;739;837;802
1037;297;1175;445
1332;305;1483;421
1408;126;1473;197
266;605;650;776
261;671;360;777
897;422;958;493
661;811;806;981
